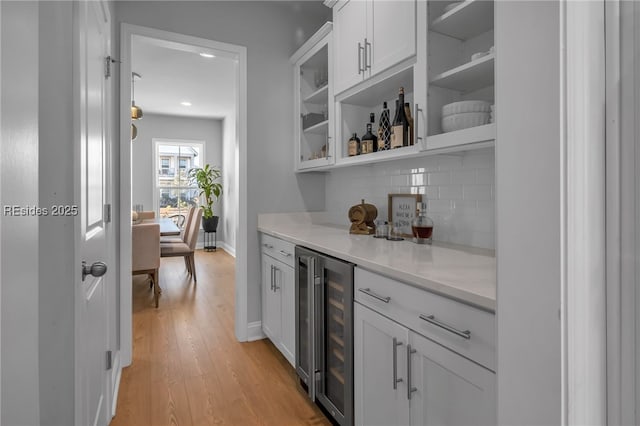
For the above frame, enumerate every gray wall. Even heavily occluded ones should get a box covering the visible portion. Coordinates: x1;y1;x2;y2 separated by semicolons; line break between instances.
1;2;41;425
116;1;329;327
131;113;226;243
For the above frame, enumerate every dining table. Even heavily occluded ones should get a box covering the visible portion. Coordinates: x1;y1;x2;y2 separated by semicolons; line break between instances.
146;217;181;236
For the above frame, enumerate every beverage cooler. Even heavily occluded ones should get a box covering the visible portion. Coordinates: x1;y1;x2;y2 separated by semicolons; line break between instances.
295;246;354;426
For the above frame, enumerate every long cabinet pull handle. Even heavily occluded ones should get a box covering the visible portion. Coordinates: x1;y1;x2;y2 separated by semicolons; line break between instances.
392;338;403;390
358;42;364;74
358;288;390;303
415;104;423;143
407;344;417;400
364;38;371;70
419;314;471;340
273;266;280;291
270;265;274;291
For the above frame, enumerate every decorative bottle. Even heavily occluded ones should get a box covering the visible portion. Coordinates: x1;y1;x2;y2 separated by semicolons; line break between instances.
377;102;391;151
404;102;414;145
347;133;360;156
411;202;434;244
361;113;378;154
390;87;409;149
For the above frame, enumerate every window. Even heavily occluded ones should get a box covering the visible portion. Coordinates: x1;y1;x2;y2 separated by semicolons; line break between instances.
153;140;204;224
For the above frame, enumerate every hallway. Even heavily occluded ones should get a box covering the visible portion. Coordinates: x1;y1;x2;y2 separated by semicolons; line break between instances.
111;250;330;425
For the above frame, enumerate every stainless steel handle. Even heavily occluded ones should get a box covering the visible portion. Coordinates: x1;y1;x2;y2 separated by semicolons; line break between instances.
326;136;332;159
358;42;364;74
270;265;274;291
279;250;292;258
419;314;471;340
263;243;274;249
364;38;372;70
416;104;423;143
358;288;390;303
82;261;107;281
273;266;280;291
407;344;417;400
393;338;403;390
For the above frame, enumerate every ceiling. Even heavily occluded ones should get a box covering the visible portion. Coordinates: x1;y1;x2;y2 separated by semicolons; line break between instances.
132;35;237;119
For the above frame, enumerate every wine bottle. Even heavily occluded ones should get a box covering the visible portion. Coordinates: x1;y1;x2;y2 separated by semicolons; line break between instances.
404;102;414;146
348;133;360;156
361;113;378;154
390;87;409;149
377;102;391;151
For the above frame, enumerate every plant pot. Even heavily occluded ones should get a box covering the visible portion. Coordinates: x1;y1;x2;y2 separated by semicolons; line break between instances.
202;216;219;232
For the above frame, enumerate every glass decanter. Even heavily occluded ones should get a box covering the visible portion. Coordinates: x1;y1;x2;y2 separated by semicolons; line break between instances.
412;202;434;244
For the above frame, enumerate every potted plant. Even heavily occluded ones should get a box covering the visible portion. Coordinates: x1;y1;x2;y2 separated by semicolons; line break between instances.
188;164;223;232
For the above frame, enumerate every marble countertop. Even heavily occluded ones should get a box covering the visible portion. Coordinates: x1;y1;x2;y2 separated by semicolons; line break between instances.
258;213;496;312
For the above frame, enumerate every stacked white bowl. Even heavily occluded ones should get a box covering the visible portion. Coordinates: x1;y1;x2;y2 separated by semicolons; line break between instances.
441;100;491;133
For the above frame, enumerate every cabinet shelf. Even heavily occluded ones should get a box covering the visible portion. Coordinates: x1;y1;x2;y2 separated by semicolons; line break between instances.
335;145;421;168
431;0;494;41
329;298;345;311
330;332;344;347
303;84;328;104
332;313;344;326
333;347;345;363
427;123;495;151
302;119;329;135
430;54;494;92
329;367;345;384
328;280;344;293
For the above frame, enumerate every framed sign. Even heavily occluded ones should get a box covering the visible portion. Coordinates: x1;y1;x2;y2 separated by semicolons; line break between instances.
388;193;422;237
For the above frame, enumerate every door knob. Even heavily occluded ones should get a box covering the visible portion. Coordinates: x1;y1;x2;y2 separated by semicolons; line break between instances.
82;261;108;281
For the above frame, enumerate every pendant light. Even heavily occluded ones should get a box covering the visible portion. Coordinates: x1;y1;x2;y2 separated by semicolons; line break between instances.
131;72;143;120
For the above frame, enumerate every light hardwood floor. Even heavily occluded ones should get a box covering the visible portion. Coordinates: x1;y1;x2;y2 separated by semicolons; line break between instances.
111;249;331;426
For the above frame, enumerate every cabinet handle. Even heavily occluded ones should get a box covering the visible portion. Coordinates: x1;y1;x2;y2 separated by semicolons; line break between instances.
358;288;390;303
263;243;274;249
326;136;332;159
419;314;471;340
278;250;292;258
270;265;274;291
358;42;364;74
364;38;372;70
415;104;423;143
407;344;417;400
392;338;403;390
273;266;280;291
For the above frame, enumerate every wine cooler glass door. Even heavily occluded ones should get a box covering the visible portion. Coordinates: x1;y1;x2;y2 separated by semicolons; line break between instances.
316;256;354;425
295;252;314;398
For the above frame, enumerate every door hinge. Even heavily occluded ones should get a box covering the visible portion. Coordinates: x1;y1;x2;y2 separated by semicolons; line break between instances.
104;204;111;223
106;350;113;370
104;56;121;79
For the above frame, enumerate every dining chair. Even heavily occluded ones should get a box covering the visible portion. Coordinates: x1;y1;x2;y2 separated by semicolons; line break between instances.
136;211;156;220
131;222;161;307
161;207;203;282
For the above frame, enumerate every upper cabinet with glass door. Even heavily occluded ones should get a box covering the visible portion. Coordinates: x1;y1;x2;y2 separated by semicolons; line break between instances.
424;0;495;151
291;22;334;172
330;0;417;95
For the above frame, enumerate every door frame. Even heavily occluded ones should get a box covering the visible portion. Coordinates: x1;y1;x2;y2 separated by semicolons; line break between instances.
119;23;248;367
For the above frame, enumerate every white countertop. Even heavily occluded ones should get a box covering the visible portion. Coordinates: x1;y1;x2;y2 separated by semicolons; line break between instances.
258;213;496;311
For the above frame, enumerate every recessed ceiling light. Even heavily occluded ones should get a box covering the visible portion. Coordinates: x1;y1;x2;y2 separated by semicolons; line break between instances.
199;53;215;58
180;101;192;107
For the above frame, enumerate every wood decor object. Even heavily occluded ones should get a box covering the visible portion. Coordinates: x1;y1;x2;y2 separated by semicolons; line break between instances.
348;199;378;235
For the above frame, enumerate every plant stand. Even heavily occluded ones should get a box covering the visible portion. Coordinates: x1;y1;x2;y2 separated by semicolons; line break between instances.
204;230;217;252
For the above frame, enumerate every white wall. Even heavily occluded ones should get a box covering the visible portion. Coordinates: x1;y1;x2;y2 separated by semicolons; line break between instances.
131;113;226;243
495;2;562;424
222;115;237;254
1;2;40;425
115;1;329;328
325;150;495;249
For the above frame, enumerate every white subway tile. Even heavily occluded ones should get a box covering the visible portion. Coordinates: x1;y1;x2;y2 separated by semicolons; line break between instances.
391;175;409;187
476;168;495;184
463;185;492;201
428;171;451;185
451;169;477;184
410;173;426;186
439;185;463;200
436;156;463;170
425;186;439;200
427;199;452;212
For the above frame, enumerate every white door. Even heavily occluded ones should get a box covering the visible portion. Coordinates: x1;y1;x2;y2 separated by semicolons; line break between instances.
408;331;496;426
333;0;367;94
354;302;410;426
75;1;111;425
370;0;416;76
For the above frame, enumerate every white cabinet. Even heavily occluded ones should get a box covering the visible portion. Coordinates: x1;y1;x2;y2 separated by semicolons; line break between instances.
354;303;410;426
354;267;496;425
332;0;416;95
260;233;295;365
291;22;334;171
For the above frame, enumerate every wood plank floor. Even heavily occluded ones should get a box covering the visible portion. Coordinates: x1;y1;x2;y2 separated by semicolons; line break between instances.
111;249;331;426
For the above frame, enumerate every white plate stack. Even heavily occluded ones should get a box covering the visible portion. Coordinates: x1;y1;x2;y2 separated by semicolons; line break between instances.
441;100;491;133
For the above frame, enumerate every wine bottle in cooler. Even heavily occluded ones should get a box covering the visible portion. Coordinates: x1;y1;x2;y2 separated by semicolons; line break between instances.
390;87;409;149
377;102;391;151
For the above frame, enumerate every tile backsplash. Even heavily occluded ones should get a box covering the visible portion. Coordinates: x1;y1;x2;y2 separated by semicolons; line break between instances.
324;148;495;249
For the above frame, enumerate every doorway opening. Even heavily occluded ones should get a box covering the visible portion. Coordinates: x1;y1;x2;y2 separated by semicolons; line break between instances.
119;24;248;368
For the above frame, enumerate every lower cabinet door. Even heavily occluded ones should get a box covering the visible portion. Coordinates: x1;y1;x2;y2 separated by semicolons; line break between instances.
354;302;410;426
261;256;281;342
278;262;296;366
408;331;496;426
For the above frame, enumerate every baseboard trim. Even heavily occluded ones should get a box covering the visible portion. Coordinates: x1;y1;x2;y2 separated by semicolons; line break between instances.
218;242;235;257
111;354;122;417
247;321;266;342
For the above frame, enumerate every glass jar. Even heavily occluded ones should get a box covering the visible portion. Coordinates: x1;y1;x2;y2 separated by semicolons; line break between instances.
412;202;434;244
